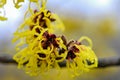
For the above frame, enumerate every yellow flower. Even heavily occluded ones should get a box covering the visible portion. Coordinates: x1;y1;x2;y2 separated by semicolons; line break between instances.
13;0;98;77
13;0;66;76
13;30;67;76
66;36;98;77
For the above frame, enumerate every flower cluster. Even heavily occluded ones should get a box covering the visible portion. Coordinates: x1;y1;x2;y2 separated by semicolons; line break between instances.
13;0;98;77
66;37;98;77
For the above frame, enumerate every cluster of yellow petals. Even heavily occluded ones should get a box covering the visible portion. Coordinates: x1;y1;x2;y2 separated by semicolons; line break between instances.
66;36;98;77
13;30;68;76
13;0;67;76
12;0;98;77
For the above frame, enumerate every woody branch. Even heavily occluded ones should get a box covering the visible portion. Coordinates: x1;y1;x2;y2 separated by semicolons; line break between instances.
0;55;120;68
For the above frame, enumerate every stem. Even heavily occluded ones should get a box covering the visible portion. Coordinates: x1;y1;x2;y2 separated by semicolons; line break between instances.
0;55;120;68
98;57;120;68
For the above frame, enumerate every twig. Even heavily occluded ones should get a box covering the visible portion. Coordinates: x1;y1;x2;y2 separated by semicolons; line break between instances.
0;55;120;68
0;55;17;64
98;57;120;68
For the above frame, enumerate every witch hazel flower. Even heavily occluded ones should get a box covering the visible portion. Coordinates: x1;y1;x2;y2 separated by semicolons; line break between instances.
12;0;98;77
66;36;98;77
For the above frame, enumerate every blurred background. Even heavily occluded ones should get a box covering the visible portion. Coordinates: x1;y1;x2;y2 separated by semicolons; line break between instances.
0;0;120;80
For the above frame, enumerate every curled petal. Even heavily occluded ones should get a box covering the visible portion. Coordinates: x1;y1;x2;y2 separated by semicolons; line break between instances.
13;0;24;9
0;16;7;21
78;36;93;48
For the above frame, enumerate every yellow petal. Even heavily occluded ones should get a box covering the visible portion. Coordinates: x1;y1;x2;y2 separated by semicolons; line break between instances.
0;0;6;8
13;0;24;9
0;16;7;21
